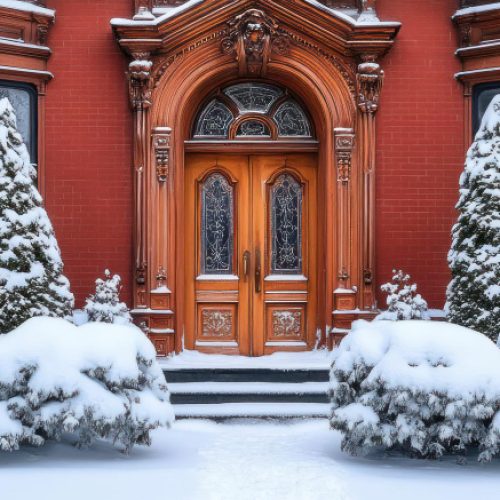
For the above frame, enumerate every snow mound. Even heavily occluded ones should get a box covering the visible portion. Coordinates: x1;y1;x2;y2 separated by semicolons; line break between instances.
0;317;174;452
330;320;500;461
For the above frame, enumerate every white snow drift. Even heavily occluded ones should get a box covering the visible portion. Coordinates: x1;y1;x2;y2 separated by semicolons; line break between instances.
330;320;500;461
0;317;174;452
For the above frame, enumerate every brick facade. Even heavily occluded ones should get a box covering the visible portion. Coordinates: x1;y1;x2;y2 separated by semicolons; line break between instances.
45;0;133;306
376;0;464;308
42;0;464;311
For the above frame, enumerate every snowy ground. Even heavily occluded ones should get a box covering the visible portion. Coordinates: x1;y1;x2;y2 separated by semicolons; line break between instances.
1;419;499;500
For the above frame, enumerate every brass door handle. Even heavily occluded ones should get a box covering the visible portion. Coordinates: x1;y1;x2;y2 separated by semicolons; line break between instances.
255;248;262;293
243;250;251;278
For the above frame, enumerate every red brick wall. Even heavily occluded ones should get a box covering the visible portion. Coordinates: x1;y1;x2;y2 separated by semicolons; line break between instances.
42;0;464;311
45;0;133;307
376;0;464;309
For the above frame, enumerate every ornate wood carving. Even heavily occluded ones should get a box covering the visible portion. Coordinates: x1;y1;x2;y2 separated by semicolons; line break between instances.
272;310;302;337
221;9;289;77
112;0;400;354
128;53;153;308
356;55;383;308
357;56;384;114
128;54;153;111
334;128;355;287
152;127;171;183
201;310;233;337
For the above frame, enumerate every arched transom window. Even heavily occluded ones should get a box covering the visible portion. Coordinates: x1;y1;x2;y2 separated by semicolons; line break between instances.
193;83;313;140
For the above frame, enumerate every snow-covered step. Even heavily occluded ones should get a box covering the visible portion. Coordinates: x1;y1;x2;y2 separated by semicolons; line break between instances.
169;381;329;404
173;402;330;419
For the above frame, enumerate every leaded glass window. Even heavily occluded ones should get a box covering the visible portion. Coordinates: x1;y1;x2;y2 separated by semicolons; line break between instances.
236;120;271;137
194;100;233;137
201;173;234;274
193;83;312;140
274;101;311;137
0;81;37;162
224;83;283;113
270;174;303;274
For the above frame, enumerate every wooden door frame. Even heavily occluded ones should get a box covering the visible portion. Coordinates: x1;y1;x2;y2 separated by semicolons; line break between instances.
112;0;400;355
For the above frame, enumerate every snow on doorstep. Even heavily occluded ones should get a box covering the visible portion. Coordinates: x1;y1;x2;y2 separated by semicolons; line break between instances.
168;381;329;395
160;349;331;370
332;320;500;398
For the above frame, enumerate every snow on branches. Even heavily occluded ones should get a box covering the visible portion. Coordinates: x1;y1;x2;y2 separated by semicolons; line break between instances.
0;98;74;333
0;317;174;453
446;95;500;341
85;270;131;324
375;269;429;321
330;320;500;462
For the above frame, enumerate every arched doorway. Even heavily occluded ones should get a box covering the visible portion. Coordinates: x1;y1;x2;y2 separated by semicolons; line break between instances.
111;1;400;356
184;82;319;355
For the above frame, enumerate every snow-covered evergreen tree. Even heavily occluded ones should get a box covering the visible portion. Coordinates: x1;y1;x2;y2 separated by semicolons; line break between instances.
85;269;131;324
375;269;429;321
446;95;500;341
0;98;74;333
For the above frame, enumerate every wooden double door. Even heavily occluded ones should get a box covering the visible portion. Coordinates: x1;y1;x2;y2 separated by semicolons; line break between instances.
184;153;318;356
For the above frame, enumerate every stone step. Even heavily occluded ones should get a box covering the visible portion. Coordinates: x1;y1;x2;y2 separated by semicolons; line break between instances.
169;381;329;404
163;368;329;384
173;402;330;420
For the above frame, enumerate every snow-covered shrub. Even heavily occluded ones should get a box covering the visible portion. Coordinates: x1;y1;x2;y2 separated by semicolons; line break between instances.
446;95;500;342
0;317;174;452
375;269;429;321
0;98;74;333
85;270;131;324
330;320;500;462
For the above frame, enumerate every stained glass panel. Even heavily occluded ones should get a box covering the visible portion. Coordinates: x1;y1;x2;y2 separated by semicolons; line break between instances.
201;173;234;274
236;120;271;137
194;100;233;137
270;174;303;274
224;83;283;113
274;100;311;137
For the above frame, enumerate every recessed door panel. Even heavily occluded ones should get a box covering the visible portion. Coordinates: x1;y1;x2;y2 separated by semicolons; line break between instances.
185;153;317;356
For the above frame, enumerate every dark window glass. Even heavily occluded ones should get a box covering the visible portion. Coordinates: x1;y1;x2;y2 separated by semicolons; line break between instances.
224;83;283;113
201;173;234;274
270;173;303;274
236;120;271;137
473;82;500;136
193;83;313;140
0;81;37;163
274;100;311;137
194;100;233;138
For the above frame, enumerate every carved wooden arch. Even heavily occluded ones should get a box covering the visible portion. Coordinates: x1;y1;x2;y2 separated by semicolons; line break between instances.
150;46;354;352
112;0;400;354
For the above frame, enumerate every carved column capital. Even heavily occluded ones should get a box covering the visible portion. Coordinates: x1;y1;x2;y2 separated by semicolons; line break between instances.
152;127;172;183
221;8;289;77
128;53;153;111
356;55;384;114
334;128;355;184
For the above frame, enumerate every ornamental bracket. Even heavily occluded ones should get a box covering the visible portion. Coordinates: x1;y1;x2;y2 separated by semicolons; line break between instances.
356;55;384;114
221;8;289;77
128;52;153;111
